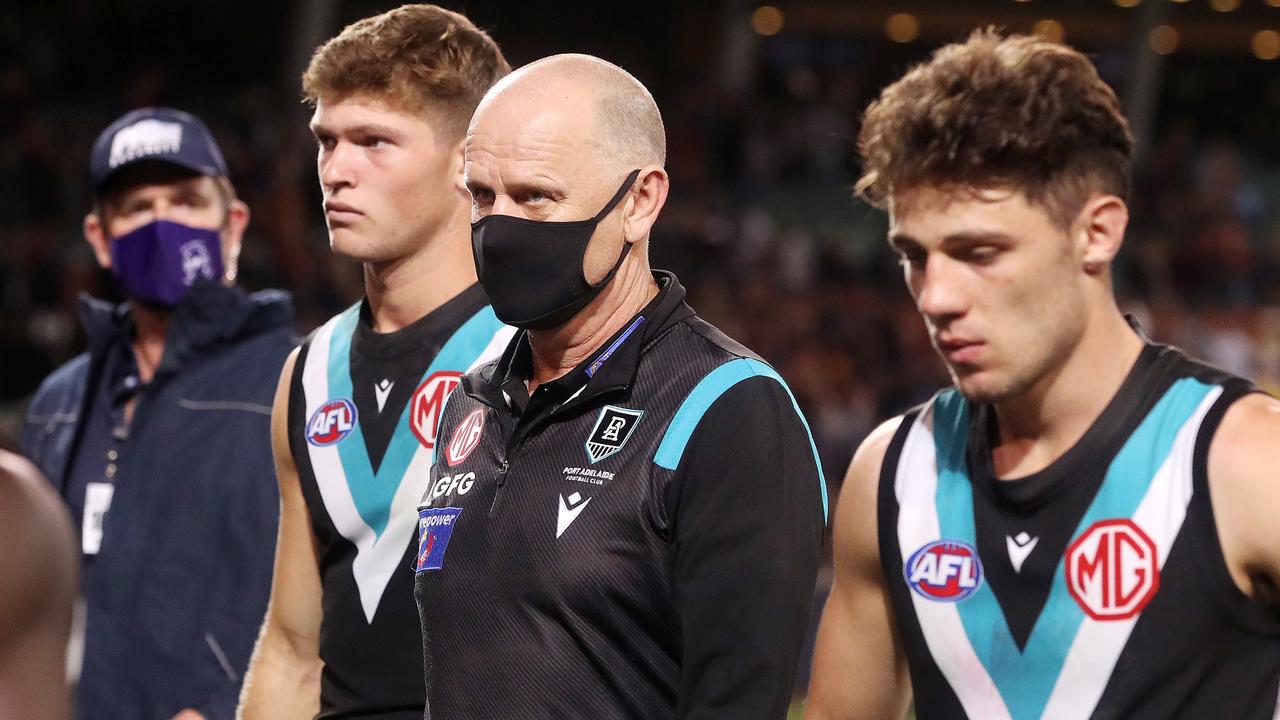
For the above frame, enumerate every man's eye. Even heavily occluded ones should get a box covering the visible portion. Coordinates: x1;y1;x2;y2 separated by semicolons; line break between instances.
965;246;1000;263
899;252;926;270
362;137;389;148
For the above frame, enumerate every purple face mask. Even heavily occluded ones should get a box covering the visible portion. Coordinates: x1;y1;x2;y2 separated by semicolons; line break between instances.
108;219;224;307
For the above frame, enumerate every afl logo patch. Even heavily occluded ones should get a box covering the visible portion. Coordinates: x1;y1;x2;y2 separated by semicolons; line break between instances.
410;371;462;449
306;398;357;446
445;408;485;466
1066;519;1159;621
905;539;983;602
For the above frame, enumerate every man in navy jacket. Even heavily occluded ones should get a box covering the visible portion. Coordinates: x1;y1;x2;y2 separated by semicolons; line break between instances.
21;107;295;720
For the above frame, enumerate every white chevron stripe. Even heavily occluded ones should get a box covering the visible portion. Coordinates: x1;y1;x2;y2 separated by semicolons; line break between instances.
1041;387;1222;720
896;403;1014;720
302;317;388;622
302;313;511;623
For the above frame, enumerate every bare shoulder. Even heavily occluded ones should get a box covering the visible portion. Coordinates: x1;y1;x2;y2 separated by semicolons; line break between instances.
0;451;74;552
0;450;76;622
274;346;301;408
832;416;906;573
1206;393;1280;597
841;416;905;508
272;348;302;449
1207;392;1280;498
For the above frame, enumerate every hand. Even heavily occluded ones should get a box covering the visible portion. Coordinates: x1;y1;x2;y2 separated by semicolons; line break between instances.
171;710;206;720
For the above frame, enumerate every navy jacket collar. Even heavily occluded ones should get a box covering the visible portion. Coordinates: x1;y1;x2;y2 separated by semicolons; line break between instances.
78;281;295;374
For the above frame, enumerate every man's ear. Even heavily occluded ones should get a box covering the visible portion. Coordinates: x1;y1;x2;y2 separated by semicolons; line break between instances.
622;165;670;245
452;141;466;190
1076;194;1129;274
221;199;250;284
83;212;112;269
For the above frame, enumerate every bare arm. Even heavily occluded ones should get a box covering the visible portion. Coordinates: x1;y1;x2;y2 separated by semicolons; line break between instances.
805;418;911;720
1207;393;1280;606
0;450;77;720
237;349;324;720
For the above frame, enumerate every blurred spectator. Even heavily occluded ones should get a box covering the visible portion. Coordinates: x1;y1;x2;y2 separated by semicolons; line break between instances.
20;107;295;720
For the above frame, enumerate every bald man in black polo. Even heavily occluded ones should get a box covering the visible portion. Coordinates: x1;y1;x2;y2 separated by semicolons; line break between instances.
413;54;827;720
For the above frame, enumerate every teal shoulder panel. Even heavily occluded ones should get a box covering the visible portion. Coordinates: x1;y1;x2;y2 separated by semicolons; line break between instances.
652;357;829;521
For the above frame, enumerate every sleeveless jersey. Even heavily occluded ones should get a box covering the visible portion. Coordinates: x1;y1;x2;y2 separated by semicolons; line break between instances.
880;342;1280;719
288;285;513;719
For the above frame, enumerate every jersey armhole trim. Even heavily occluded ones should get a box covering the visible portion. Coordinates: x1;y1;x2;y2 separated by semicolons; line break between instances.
1188;383;1280;636
287;341;312;466
877;407;922;586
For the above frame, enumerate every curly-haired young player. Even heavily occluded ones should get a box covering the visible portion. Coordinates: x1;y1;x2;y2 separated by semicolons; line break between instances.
807;30;1280;720
237;7;510;719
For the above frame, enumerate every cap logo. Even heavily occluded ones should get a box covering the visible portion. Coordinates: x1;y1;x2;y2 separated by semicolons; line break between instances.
109;119;183;168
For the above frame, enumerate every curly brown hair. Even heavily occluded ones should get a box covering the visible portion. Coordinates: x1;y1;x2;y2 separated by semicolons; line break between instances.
302;4;509;142
856;29;1134;228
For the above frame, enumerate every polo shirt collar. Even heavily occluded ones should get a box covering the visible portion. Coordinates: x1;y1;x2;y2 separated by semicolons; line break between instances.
478;270;691;413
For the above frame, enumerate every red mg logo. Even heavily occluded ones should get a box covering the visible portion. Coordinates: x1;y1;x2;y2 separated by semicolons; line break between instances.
410;372;462;449
1066;519;1160;621
445;409;486;466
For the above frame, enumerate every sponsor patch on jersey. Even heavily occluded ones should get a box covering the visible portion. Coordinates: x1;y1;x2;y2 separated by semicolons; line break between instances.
427;471;477;503
306;398;358;446
584;405;643;463
410;371;463;449
415;507;463;572
445;408;486;466
1066;518;1159;621
905;539;983;602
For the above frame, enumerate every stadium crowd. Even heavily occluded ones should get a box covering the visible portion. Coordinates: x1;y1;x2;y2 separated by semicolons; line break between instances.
3;0;1280;499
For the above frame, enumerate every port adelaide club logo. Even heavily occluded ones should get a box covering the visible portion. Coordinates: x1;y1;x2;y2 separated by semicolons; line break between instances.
905;539;984;602
307;398;357;446
584;405;643;464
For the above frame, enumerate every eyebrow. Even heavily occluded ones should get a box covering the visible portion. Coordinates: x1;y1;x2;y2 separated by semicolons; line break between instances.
888;230;1016;251
466;175;564;199
309;121;404;140
887;232;920;253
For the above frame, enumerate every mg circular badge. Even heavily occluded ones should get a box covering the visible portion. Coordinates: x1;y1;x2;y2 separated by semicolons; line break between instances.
306;398;358;446
1066;519;1159;621
905;539;984;602
445;408;486;466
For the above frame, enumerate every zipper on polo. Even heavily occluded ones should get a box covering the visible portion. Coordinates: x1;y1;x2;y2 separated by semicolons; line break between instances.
488;457;511;516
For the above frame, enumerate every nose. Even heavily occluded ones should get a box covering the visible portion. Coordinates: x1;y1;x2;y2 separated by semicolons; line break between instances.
483;193;519;219
912;256;968;324
489;194;520;218
320;141;356;192
148;198;171;222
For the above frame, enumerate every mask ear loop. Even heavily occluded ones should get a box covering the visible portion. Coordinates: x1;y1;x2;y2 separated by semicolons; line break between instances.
585;168;643;290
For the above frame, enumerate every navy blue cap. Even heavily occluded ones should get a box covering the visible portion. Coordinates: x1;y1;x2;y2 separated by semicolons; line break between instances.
89;107;229;195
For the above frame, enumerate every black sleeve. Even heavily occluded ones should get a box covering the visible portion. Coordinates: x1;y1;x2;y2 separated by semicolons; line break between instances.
665;376;825;720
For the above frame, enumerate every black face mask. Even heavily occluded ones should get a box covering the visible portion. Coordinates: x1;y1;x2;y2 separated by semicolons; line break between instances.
471;169;641;330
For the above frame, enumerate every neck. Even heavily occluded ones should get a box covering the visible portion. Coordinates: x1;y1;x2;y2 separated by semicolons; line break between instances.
990;301;1143;477
364;213;475;333
130;303;171;384
527;256;658;390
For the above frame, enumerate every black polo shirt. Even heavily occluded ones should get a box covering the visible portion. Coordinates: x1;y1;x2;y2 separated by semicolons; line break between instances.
414;270;827;719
